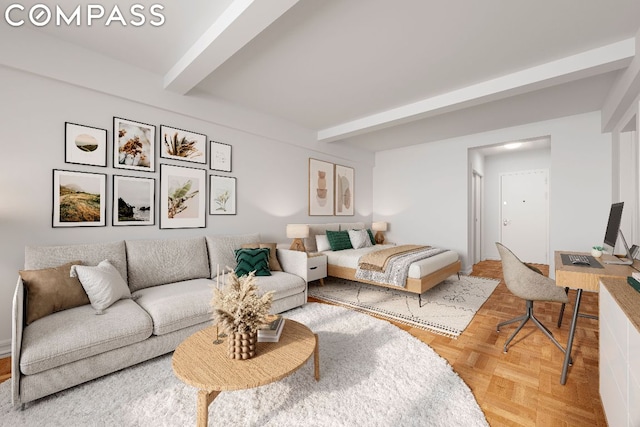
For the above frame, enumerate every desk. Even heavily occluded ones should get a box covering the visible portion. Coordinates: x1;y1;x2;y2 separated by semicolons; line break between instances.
554;251;639;384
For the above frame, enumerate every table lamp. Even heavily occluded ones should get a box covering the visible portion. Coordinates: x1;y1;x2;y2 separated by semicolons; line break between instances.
286;224;309;252
371;221;388;244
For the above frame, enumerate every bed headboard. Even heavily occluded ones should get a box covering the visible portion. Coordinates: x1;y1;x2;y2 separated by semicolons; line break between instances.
304;222;366;252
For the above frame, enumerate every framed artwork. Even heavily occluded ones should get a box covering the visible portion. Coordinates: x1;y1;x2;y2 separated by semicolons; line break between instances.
112;175;155;226
113;117;156;172
159;164;206;229
210;175;236;215
65;122;107;167
52;169;106;227
308;158;334;216
210;141;232;172
159;125;207;164
335;164;355;216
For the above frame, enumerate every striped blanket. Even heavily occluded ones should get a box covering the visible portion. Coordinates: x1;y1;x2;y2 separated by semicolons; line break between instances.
355;246;447;287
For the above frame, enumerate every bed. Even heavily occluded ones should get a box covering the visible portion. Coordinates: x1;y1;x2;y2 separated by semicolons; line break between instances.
304;222;461;303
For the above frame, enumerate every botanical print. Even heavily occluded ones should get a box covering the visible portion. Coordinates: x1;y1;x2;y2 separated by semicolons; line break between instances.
210;141;232;172
309;158;334;215
160;125;206;164
65;122;107;167
113;176;155;226
160;164;206;229
114;117;156;172
210;175;236;215
335;164;354;216
53;170;106;227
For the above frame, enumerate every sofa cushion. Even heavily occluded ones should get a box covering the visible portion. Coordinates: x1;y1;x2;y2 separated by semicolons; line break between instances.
70;260;132;314
206;233;260;275
126;237;210;292
132;278;214;336
19;261;89;325
20;299;152;375
241;242;283;271
253;271;306;301
24;241;127;282
235;248;271;277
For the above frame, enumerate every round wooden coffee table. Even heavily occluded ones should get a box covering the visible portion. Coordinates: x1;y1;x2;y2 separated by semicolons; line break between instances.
172;319;319;427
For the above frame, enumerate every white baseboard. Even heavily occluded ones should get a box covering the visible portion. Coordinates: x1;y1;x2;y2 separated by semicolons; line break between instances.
0;339;11;358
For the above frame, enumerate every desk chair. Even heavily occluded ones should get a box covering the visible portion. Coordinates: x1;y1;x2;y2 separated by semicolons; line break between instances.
496;243;570;355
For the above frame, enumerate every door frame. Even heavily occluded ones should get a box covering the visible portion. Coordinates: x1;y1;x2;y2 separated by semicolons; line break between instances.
471;170;483;264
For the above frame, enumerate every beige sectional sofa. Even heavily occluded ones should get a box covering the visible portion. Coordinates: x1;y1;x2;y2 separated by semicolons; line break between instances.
11;233;308;408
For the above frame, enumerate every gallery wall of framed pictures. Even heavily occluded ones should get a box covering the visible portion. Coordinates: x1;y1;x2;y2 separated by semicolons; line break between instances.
54;117;237;229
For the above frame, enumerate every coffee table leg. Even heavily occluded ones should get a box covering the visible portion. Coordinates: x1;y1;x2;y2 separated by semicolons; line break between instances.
313;333;320;381
197;389;220;427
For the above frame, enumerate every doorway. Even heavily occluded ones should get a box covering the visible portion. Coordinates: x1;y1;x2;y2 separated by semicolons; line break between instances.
471;170;483;264
499;169;549;264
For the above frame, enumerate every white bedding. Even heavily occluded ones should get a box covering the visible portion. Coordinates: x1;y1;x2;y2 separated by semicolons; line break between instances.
321;245;459;279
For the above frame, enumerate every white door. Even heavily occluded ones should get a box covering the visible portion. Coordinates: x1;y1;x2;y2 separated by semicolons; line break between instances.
500;170;548;264
472;171;483;264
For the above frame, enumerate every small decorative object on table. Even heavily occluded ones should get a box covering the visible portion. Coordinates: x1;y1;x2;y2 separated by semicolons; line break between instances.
592;245;604;258
258;314;286;343
211;270;274;360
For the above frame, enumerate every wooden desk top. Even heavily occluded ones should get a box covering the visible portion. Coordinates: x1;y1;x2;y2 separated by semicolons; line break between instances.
172;320;316;392
554;251;640;292
600;277;640;333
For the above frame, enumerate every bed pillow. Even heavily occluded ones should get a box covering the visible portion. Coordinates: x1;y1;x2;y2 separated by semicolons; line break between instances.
348;229;373;249
326;230;353;251
234;248;271;277
19;261;89;325
241;243;283;271
315;234;331;252
70;260;131;314
367;229;376;245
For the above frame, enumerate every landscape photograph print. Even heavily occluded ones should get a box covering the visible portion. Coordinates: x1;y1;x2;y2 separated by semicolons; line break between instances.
113;117;156;172
159;164;206;229
64;122;107;167
52;169;106;227
159;125;207;164
112;175;155;226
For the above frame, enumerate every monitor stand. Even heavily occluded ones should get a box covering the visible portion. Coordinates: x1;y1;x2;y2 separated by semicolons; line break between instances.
605;229;634;265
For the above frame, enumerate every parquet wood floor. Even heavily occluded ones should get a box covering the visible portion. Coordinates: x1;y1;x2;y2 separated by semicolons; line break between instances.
0;261;606;426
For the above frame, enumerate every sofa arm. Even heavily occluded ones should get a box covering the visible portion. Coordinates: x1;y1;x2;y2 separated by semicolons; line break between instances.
12;277;24;408
276;249;309;279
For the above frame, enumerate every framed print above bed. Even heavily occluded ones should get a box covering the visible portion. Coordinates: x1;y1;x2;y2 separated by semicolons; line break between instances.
113;117;156;172
309;158;334;216
52;169;106;227
65;122;107;167
112;175;155;226
159;125;207;164
159;164;206;229
335;164;354;216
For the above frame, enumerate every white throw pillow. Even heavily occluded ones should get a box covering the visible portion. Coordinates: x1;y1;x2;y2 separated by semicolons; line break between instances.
348;229;373;249
70;260;131;314
315;234;331;252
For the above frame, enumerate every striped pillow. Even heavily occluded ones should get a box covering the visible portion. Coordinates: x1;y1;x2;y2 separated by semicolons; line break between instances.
234;248;271;277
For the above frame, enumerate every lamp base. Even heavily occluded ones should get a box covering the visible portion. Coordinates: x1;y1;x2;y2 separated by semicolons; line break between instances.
289;238;307;252
375;231;385;245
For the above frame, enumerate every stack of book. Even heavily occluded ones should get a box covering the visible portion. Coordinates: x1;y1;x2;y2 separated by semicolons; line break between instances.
257;315;285;342
628;272;640;293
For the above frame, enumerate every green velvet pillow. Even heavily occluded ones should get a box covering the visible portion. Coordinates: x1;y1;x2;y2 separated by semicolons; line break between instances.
366;229;376;245
326;230;353;251
234;248;271;277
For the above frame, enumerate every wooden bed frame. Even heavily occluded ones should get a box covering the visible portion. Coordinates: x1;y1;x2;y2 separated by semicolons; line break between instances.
327;259;462;295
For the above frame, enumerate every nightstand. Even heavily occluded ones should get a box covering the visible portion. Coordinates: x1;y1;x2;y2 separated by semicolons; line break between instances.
306;253;327;285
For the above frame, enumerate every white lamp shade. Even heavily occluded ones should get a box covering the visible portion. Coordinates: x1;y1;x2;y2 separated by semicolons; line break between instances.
286;224;309;239
371;221;388;232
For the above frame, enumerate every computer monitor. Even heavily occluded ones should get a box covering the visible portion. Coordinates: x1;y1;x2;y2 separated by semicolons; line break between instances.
603;202;633;265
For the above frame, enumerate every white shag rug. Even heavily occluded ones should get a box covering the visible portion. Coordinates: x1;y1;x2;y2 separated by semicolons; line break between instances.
309;275;500;337
0;303;488;427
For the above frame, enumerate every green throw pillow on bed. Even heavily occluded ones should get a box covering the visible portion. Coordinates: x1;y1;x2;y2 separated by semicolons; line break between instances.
326;230;353;251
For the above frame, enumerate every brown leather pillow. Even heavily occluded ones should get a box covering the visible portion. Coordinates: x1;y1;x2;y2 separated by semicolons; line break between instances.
19;261;90;325
241;243;282;272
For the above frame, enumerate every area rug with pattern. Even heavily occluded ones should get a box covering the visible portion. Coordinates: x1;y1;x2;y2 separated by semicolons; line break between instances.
0;303;488;426
308;275;500;337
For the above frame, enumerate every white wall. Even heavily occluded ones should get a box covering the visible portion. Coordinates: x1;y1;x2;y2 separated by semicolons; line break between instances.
0;66;375;354
373;111;612;275
482;147;551;261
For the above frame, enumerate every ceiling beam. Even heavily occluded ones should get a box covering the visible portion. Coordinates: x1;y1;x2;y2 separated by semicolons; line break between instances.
318;39;635;143
164;0;299;95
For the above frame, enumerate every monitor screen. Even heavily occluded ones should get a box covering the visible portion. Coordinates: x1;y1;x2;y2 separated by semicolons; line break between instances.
603;202;624;253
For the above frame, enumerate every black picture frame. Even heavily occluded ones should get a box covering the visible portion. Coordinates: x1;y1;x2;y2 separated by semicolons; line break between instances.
210;141;232;172
159;164;207;229
64;122;108;167
112;175;155;226
159;125;207;164
52;169;106;227
113;117;156;172
209;175;237;215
